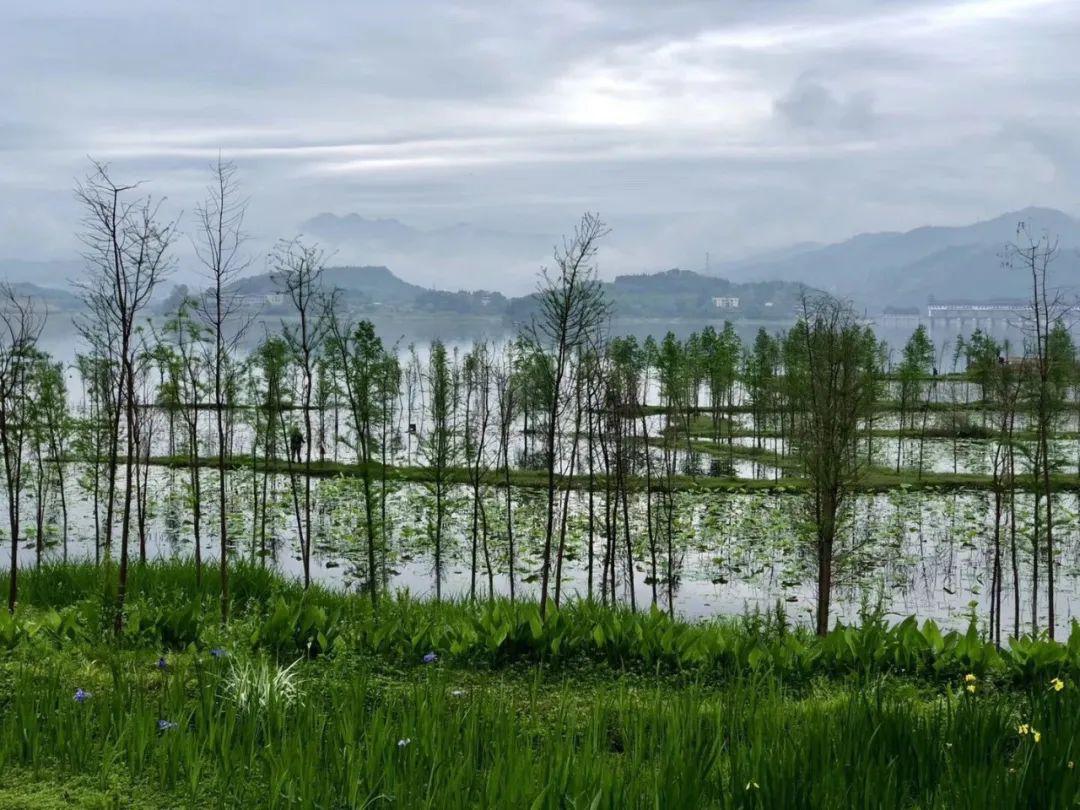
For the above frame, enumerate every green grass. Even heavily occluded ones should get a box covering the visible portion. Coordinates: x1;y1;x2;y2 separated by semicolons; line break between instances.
5;561;1080;807
0;769;172;809
7;559;1080;686
2;640;1078;807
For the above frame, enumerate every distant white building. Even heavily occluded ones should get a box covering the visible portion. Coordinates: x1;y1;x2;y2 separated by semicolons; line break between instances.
711;296;740;310
235;293;284;308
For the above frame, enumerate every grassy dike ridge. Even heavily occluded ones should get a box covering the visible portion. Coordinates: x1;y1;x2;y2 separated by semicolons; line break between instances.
1;561;1079;807
60;452;1080;495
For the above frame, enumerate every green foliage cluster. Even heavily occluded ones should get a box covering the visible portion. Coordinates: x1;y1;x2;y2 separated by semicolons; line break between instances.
3;580;1080;806
6;561;1080;688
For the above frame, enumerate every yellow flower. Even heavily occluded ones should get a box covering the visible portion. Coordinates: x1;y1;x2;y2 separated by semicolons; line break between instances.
1018;724;1030;736
1050;677;1065;692
745;781;759;791
1033;730;1042;744
966;684;976;694
964;673;977;684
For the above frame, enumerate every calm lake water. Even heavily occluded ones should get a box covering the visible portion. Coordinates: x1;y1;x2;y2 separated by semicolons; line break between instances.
13;311;1068;633
9;458;1080;636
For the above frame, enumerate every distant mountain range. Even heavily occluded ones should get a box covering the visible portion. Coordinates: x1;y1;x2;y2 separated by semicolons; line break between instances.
0;259;84;290
714;207;1080;308
211;265;804;322
301;213;555;293
305;207;1080;309
6;207;1078;315
0;266;83;310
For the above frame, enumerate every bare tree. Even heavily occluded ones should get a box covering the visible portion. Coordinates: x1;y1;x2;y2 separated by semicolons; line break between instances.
527;213;610;618
0;286;45;611
75;161;175;633
1005;223;1070;638
272;238;328;589
493;351;517;602
193;157;252;624
131;332;158;565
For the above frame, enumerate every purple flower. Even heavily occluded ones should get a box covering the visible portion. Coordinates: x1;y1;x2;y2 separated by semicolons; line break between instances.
156;656;168;671
210;648;226;659
157;719;178;732
422;651;438;664
73;688;90;703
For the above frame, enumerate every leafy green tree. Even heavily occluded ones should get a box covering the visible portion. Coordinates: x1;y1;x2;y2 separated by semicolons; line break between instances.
462;342;495;601
74;351;116;563
700;323;742;450
161;299;208;585
896;326;934;473
250;336;291;561
374;347;401;588
26;352;71;561
787;295;877;635
960;329;1002;406
744;329;779;449
0;286;45;611
423;340;458;601
325;315;394;607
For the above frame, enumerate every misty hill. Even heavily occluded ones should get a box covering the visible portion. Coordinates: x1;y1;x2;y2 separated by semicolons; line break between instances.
0;267;83;313
218;265;508;316
304;214;553;256
604;269;804;319
301;213;555;292
229;265;427;306
15;283;81;311
505;268;806;323
212;265;803;322
717;207;1080;308
0;259;85;290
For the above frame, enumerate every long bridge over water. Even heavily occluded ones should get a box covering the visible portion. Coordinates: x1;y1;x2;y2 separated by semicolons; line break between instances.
874;301;1079;338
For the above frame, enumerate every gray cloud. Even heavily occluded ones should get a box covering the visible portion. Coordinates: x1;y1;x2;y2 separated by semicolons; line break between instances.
774;75;876;132
1;0;1079;292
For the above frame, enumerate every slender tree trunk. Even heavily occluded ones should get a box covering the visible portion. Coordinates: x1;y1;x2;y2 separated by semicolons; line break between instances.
502;419;515;603
554;403;581;606
115;361;137;634
586;393;596;601
539;346;565;618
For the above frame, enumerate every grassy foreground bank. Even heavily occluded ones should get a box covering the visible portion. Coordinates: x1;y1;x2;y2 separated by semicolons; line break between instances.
2;561;1080;808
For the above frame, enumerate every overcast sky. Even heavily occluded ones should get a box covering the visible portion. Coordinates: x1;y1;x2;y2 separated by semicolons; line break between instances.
2;0;1079;291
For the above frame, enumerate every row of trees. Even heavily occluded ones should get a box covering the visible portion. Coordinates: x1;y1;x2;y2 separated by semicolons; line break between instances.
1;157;1076;639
